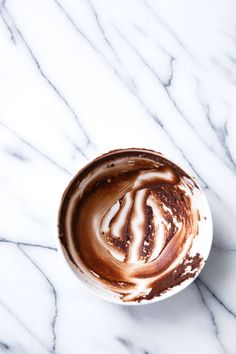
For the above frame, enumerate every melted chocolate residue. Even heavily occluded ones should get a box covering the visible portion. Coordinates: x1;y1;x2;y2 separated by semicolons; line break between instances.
58;148;204;302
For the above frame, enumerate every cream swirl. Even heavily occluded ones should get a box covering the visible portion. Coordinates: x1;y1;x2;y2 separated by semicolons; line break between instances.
59;149;204;302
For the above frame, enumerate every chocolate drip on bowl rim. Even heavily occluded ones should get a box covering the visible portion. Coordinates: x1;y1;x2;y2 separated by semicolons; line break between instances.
58;148;213;304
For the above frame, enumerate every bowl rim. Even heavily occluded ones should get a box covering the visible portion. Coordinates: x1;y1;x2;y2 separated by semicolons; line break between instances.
56;147;213;306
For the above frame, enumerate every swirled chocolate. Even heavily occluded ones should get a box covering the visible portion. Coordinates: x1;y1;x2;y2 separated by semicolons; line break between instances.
59;149;204;302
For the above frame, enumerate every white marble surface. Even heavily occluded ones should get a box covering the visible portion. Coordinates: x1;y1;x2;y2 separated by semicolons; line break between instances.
0;0;236;353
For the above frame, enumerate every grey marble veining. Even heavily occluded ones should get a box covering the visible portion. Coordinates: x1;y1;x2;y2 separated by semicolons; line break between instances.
0;0;236;353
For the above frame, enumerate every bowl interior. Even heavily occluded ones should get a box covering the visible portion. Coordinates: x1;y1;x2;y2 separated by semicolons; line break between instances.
57;149;213;305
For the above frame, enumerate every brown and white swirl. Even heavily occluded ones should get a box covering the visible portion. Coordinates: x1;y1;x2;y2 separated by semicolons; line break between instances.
58;149;212;303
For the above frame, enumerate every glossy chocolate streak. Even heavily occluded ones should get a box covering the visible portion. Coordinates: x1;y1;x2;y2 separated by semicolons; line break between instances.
59;149;203;302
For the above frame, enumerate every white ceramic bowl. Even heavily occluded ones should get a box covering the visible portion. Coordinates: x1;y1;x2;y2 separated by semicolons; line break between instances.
57;148;213;305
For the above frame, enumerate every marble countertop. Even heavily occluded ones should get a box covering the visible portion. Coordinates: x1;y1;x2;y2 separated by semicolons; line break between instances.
0;0;236;353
